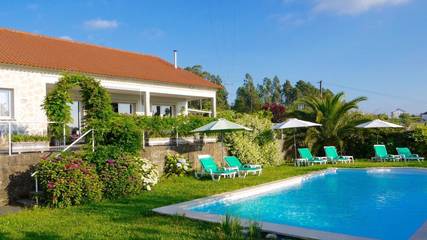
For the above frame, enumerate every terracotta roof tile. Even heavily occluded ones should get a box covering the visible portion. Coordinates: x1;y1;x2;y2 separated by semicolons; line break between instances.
0;28;221;89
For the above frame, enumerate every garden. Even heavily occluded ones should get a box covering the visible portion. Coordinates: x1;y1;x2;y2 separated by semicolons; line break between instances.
1;73;426;239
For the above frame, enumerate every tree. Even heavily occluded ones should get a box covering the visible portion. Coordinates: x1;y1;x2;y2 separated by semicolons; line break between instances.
185;65;229;110
233;73;262;113
294;92;367;153
257;77;272;104
282;80;296;105
271;76;281;103
263;102;286;123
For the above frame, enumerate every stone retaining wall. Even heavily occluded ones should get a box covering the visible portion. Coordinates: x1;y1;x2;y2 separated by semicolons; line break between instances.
0;153;43;206
141;142;226;173
0;140;285;206
0;142;226;206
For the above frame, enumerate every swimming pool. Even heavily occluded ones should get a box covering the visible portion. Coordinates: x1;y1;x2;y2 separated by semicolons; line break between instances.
154;168;427;240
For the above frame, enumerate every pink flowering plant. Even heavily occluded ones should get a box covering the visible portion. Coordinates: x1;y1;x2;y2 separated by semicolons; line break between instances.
99;155;159;198
37;153;103;208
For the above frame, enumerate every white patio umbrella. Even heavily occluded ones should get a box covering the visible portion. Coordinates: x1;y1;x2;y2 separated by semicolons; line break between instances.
191;118;252;160
272;118;321;160
355;119;403;144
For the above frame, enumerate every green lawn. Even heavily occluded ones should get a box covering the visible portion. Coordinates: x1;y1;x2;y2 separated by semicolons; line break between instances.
0;161;426;240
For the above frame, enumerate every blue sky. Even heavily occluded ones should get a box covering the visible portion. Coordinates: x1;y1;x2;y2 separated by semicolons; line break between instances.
1;0;426;114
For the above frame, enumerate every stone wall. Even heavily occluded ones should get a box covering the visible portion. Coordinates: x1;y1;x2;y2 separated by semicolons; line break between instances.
141;142;226;173
0;153;43;206
0;142;226;206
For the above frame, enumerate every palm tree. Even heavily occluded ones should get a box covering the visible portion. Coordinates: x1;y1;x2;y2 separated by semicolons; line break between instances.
294;92;368;153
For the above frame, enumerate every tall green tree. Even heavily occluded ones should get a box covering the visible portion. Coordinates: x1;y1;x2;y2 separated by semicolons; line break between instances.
185;65;229;110
282;80;296;105
294;92;367;153
257;77;273;104
271;76;282;103
233;73;262;113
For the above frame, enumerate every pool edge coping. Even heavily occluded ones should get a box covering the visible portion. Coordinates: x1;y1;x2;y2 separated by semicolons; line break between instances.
153;167;427;240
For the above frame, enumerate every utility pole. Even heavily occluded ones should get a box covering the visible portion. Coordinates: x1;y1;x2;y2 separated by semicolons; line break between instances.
318;80;323;97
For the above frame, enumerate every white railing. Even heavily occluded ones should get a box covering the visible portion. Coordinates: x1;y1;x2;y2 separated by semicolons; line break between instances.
0;121;66;156
59;129;94;155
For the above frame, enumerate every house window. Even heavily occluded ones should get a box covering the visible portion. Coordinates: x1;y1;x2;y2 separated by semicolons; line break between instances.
112;103;134;114
0;89;13;119
152;105;173;117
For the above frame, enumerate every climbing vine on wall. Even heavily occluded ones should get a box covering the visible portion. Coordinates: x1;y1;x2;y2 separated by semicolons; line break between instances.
43;73;113;143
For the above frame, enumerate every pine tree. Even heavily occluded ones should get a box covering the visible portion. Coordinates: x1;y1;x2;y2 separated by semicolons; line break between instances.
185;65;229;110
271;76;281;103
233;73;262;113
257;77;272;104
282;80;296;105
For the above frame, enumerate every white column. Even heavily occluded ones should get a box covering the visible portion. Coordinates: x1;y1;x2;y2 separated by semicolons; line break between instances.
176;101;188;116
211;96;217;117
136;92;144;115
145;91;151;116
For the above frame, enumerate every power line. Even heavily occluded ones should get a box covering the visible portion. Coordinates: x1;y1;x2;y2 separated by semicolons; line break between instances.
326;81;427;104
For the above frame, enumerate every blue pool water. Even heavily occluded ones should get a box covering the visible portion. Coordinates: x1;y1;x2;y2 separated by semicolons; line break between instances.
190;168;427;240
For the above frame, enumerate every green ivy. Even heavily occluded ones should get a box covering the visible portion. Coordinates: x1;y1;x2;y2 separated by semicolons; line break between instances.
43;73;113;143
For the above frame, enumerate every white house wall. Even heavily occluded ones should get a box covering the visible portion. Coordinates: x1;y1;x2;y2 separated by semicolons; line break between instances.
0;64;217;126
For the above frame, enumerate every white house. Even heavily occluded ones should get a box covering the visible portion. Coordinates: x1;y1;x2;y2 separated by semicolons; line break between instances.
0;29;219;135
421;112;427;122
390;108;406;118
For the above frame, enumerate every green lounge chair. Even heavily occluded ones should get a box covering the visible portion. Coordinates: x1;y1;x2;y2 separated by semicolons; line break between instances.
396;147;424;162
324;146;354;164
297;148;327;166
196;155;237;181
224;156;262;177
372;145;401;162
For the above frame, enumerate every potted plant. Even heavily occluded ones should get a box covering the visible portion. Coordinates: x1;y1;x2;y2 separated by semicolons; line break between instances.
12;134;50;154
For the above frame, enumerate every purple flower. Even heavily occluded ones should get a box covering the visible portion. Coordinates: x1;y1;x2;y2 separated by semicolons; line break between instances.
106;159;116;165
47;181;55;190
65;163;80;170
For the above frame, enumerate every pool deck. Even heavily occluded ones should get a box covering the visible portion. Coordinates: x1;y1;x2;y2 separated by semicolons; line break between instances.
153;167;427;240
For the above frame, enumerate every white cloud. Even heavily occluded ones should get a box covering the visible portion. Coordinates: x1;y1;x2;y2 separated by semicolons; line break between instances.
314;0;410;15
84;19;118;30
272;14;310;27
59;36;73;41
141;28;165;40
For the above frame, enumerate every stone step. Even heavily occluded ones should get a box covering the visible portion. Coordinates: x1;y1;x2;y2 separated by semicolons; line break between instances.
15;198;36;208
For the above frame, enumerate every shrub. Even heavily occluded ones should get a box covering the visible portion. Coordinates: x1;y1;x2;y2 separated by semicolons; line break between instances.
99;155;141;199
134;115;214;138
164;153;191;177
104;114;142;154
85;145;123;171
225;112;281;166
12;134;49;142
262;102;286;123
134;157;159;191
37;153;103;208
99;155;159;198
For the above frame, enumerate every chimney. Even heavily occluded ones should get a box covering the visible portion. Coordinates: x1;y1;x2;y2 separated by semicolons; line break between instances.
173;50;178;69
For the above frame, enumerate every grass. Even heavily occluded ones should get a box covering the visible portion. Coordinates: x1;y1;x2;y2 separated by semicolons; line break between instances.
0;160;426;240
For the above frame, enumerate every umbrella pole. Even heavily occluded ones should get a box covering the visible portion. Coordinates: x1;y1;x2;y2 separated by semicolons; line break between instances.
294;129;297;161
221;132;224;165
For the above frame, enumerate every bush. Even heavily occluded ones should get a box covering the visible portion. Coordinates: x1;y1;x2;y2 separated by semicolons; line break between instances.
344;125;427;159
225;112;281;166
104;114;142;154
11;134;49;142
99;155;159;198
37;153;103;208
134;115;214;138
134;157;159;191
164;153;191;177
85;145;123;171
